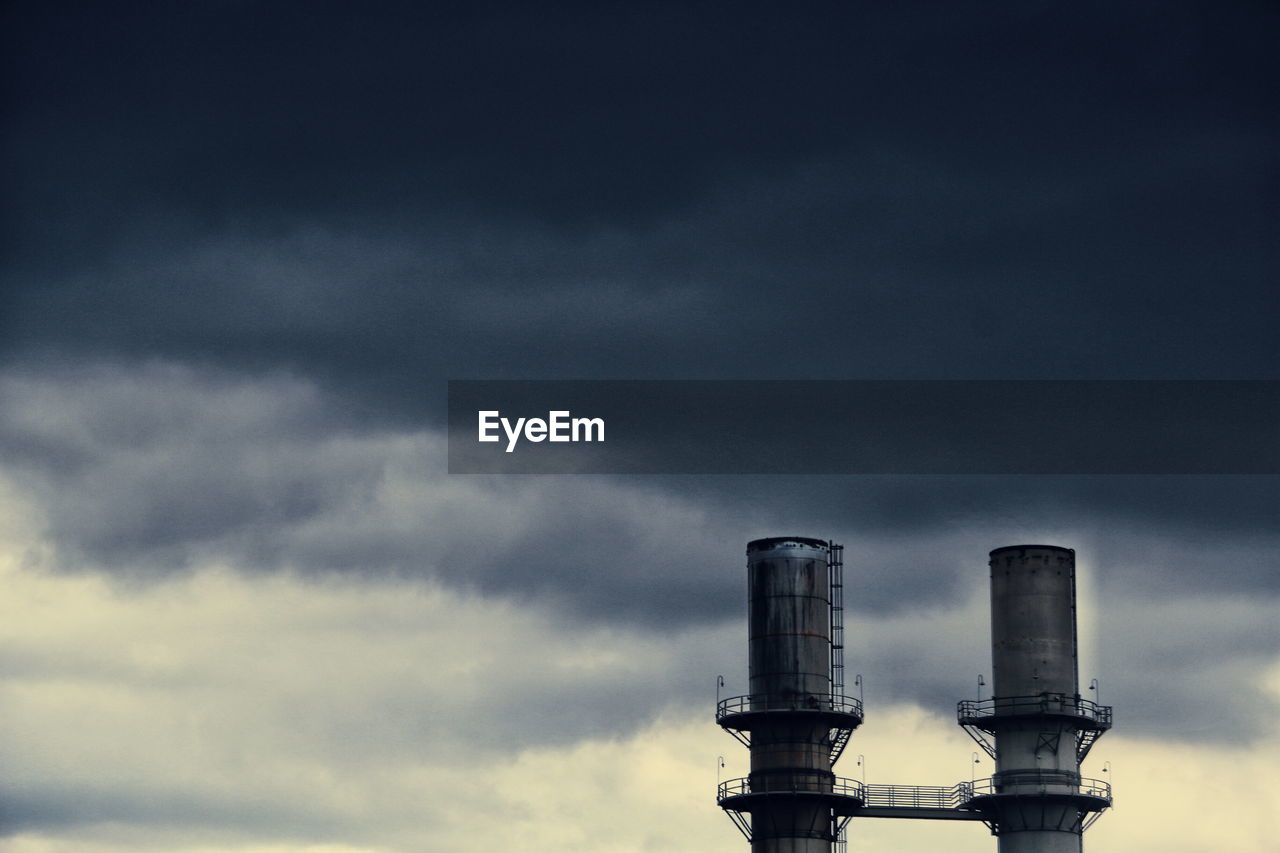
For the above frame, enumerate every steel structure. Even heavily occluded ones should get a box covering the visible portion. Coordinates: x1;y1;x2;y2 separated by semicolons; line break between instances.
716;540;1112;853
717;537;865;851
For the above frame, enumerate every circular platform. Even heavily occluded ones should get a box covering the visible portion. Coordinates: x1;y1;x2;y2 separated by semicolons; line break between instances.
718;775;866;816
718;692;864;732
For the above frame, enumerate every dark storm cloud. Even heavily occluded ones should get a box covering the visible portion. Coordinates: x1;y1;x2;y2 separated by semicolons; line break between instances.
1;364;1276;746
5;1;1272;226
1099;596;1280;744
3;2;1277;398
2;6;1277;848
4;365;1275;626
3;147;1275;419
4;366;1276;610
0;0;1275;752
0;783;336;837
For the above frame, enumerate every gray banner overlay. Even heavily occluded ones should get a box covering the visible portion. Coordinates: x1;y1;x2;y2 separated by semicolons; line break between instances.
447;381;1279;474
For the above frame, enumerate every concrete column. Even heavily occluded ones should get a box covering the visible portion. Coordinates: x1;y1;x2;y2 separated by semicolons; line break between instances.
989;545;1083;853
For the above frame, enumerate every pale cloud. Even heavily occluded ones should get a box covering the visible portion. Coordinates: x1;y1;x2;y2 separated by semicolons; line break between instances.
0;492;734;850
1;367;1276;851
2;480;1276;852
0;364;748;625
1084;721;1280;853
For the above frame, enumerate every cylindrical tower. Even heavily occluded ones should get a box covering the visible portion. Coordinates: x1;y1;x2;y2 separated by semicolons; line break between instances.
959;545;1112;852
749;536;833;712
718;538;864;852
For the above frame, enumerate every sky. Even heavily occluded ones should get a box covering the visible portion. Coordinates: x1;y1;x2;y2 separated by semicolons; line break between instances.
1;2;1277;851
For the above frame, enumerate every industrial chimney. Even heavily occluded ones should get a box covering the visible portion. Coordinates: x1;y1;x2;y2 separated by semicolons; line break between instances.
956;546;1112;852
717;540;1112;852
716;537;864;851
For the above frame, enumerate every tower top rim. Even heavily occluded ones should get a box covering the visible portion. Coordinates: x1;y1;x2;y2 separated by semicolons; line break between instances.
747;536;830;553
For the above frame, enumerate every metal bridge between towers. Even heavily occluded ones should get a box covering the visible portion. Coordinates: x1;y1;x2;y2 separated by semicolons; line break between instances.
857;783;988;821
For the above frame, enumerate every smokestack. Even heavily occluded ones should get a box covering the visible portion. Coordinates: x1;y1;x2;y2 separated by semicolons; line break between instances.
717;537;864;852
959;545;1112;852
717;540;1112;851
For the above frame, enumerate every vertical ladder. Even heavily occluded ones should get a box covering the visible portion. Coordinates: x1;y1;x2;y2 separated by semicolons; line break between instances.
829;542;845;696
829;542;847;853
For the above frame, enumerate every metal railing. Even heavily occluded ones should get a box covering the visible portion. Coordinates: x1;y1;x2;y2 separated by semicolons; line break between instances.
958;694;1112;726
968;772;1111;801
862;782;975;809
718;692;864;720
718;775;866;801
719;773;1110;811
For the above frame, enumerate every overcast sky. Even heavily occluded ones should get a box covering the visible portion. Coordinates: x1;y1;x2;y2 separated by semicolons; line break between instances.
2;3;1277;852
